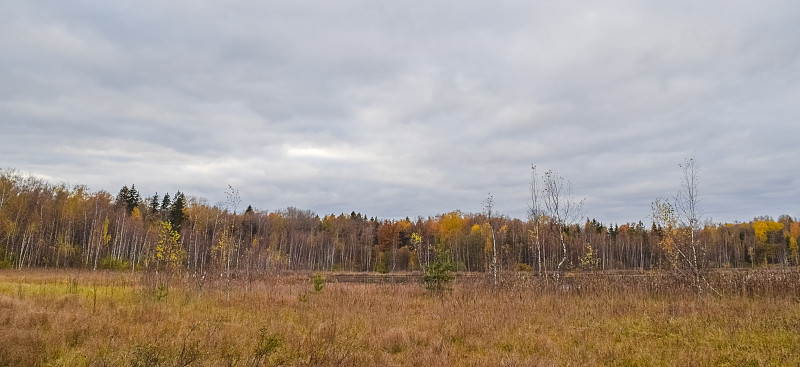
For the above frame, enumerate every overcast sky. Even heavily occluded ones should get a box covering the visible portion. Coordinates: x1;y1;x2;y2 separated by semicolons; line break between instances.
1;1;798;224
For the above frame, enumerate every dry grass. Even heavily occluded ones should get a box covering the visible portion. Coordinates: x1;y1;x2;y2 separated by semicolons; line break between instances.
1;269;799;366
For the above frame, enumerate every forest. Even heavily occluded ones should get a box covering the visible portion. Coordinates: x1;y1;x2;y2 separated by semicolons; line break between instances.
1;167;797;277
3;167;800;365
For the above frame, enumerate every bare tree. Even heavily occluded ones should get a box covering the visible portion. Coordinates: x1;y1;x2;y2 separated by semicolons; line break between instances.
483;193;498;285
652;156;715;294
528;165;544;277
215;184;242;301
542;169;584;281
674;156;705;293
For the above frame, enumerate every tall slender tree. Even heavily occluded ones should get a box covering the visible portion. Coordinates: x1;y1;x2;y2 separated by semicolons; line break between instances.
528;165;544;276
542;170;584;281
675;155;706;293
483;193;498;285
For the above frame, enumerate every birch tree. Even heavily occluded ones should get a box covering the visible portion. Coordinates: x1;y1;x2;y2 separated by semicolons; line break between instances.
528;165;544;276
652;156;713;294
542;169;583;281
674;155;712;293
483;193;498;285
213;185;242;301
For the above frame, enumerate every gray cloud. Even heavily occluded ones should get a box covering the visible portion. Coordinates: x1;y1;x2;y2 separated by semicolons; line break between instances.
2;0;799;223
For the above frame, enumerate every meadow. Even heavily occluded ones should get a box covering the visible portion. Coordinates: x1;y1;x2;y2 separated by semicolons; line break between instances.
1;269;799;366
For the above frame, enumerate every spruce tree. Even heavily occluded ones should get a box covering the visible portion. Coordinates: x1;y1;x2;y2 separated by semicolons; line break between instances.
126;184;141;214
161;193;171;211
423;243;455;291
115;186;130;208
115;185;141;215
169;191;187;231
149;193;160;214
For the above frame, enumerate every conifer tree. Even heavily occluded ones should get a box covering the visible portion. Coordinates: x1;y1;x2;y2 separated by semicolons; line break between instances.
161;193;171;211
169;191;187;231
126;184;141;214
115;184;141;215
149;193;159;214
115;186;130;208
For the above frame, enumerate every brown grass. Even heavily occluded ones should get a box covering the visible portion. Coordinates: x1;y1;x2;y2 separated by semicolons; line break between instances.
1;269;799;366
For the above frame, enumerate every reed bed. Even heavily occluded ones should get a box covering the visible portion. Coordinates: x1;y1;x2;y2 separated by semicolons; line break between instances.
1;268;799;366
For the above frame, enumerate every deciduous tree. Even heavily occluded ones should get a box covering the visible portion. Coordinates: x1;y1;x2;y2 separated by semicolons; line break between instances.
152;221;185;273
542;169;584;280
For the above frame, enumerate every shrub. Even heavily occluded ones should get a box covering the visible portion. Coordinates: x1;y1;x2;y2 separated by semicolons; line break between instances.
515;263;532;272
99;256;130;271
251;327;281;365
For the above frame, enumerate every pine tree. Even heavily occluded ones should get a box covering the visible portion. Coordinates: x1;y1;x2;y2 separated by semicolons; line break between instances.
423;243;455;291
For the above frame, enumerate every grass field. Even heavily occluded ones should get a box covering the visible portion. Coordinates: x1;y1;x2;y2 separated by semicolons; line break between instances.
1;269;799;366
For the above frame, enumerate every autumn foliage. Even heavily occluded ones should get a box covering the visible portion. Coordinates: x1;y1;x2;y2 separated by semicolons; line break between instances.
0;169;798;276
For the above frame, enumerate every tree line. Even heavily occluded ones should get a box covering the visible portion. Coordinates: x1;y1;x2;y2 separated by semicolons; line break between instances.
0;168;797;276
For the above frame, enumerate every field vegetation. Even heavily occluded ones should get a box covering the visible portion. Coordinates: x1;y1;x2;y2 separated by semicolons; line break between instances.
2;268;800;366
2;163;799;365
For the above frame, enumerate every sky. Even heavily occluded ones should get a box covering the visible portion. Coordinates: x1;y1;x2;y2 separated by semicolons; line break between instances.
1;1;799;224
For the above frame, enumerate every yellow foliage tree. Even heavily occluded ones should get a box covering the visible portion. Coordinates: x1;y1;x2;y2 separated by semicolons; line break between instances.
651;198;679;268
212;224;238;301
579;244;600;270
131;206;142;220
398;218;412;233
752;219;784;265
212;225;238;274
410;232;424;270
791;222;800;239
92;218;112;270
438;211;465;245
470;224;480;235
102;218;111;246
753;220;783;244
152;221;185;273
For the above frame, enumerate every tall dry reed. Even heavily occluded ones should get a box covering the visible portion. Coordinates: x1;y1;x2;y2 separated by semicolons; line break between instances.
0;268;798;366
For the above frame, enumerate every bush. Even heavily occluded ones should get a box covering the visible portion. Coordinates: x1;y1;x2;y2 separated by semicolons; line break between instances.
0;246;11;269
99;256;130;271
514;263;532;272
252;327;281;365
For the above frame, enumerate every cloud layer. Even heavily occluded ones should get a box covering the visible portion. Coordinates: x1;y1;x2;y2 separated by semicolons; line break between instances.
2;1;799;223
